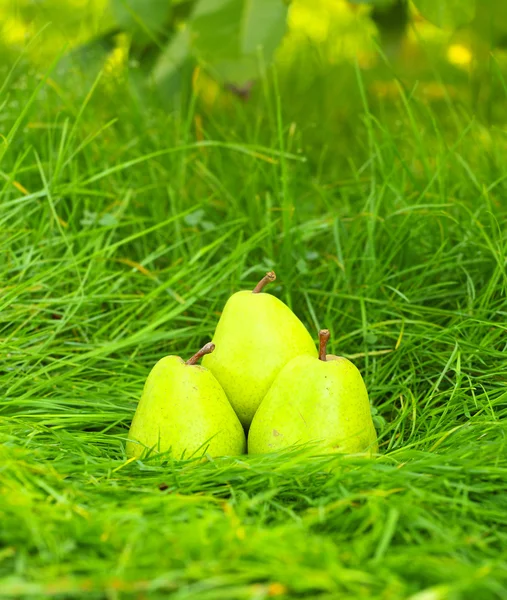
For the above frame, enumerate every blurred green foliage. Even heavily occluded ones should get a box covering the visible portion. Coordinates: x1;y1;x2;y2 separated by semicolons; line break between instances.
1;0;507;121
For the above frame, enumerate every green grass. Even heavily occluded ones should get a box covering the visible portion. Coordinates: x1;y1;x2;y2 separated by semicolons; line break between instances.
1;36;507;600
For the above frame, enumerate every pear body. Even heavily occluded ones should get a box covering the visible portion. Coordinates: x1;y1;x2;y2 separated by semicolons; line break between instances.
127;356;246;459
202;290;317;427
248;354;378;455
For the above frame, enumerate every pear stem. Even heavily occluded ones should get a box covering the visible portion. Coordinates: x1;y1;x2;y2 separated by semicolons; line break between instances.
252;271;276;293
186;342;215;365
319;329;330;361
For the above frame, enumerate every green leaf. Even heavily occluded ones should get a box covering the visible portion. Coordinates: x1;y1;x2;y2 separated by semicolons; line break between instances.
152;28;192;97
413;0;475;29
241;0;287;55
348;0;398;5
190;0;288;84
471;0;507;45
111;0;171;41
55;31;117;93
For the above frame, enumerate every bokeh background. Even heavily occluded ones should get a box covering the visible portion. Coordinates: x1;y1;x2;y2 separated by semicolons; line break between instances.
3;0;507;131
3;1;507;216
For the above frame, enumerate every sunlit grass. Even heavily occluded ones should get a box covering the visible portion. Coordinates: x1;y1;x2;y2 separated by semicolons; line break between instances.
1;2;507;599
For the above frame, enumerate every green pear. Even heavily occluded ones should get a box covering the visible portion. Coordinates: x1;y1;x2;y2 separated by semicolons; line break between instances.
202;272;317;428
248;330;378;456
127;342;246;459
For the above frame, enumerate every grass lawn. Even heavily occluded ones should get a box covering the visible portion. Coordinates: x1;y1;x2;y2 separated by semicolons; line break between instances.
1;15;507;599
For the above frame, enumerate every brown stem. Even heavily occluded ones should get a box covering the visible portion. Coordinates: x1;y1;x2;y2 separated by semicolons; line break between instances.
319;329;330;361
186;342;215;365
252;271;276;293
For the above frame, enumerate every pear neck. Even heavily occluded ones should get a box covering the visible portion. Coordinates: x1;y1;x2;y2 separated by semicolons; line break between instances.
186;342;215;365
319;329;330;361
252;271;276;293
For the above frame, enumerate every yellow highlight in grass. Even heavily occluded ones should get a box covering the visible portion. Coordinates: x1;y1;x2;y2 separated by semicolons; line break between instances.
117;258;154;279
447;44;472;68
111;456;137;473
1;16;30;45
13;181;29;195
268;583;288;596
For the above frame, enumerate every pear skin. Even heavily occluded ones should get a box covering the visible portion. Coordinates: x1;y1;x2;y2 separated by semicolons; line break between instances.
127;343;246;459
202;272;317;428
248;330;378;456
